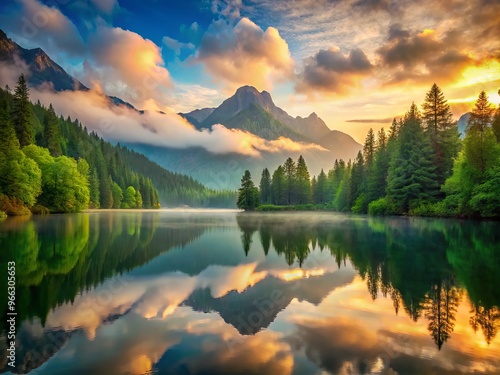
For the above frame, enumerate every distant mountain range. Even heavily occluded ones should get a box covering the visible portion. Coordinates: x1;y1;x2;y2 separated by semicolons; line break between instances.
134;86;362;188
0;28;363;188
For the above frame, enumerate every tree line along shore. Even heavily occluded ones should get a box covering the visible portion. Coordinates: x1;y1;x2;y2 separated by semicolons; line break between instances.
237;84;500;219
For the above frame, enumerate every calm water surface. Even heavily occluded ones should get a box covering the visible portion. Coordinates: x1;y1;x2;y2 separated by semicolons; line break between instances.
1;210;499;375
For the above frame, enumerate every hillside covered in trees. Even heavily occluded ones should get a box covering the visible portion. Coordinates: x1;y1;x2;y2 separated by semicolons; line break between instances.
237;85;500;218
0;75;235;216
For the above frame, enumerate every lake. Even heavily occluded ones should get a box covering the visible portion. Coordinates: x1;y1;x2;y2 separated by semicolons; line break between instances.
1;210;499;374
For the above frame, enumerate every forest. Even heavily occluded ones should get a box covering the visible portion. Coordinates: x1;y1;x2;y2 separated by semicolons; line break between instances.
237;84;500;218
0;75;236;216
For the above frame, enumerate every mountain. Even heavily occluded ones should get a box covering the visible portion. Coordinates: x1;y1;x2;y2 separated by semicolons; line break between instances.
182;85;357;153
173;86;362;187
457;112;470;138
179;107;214;126
140;86;362;188
0;29;87;92
0;29;361;189
0;29;140;111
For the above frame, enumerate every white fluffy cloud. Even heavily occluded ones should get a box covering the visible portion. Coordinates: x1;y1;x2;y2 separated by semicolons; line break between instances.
86;25;172;107
0;0;85;58
22;84;324;157
196;17;295;92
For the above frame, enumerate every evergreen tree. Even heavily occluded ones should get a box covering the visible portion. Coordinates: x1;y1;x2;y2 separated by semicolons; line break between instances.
89;170;100;208
466;91;495;175
0;95;41;211
387;103;438;213
271;165;286;205
111;181;123;208
334;161;351;211
349;151;365;212
493;102;500;143
259;168;272;204
444;92;500;217
314;169;328;204
12;74;34;147
236;170;259;210
421;84;460;185
311;175;317;202
329;159;346;202
43;104;62;156
295;155;312;204
368;128;389;202
363;128;376;168
283;157;296;204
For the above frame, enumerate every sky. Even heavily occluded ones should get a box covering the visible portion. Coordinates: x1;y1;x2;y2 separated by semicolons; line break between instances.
0;0;499;143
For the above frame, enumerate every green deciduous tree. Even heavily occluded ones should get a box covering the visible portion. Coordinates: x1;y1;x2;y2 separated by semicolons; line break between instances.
23;145;89;212
123;186;137;208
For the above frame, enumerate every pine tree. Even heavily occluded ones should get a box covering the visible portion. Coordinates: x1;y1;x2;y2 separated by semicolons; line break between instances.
283;157;296;205
271;165;286;205
491;91;500;142
237;170;259;210
368;128;389;202
295;155;312;204
334;161;351;211
466;91;495;175
421;84;460;185
314;169;328;204
387;103;438;213
259;168;272;204
349;151;365;212
363;128;376;167
12;74;34;147
43;104;62;156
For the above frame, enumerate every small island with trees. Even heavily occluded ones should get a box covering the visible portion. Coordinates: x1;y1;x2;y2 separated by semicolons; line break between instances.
237;84;500;218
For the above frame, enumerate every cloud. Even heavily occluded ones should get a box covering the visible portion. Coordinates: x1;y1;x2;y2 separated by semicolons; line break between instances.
296;47;373;96
377;26;481;86
346;118;394;124
162;36;195;56
89;0;119;15
11;81;324;157
87;25;172;106
211;0;245;21
0;0;85;59
195;17;295;92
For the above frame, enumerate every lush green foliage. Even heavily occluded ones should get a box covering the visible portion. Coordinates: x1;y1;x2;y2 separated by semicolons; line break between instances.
237;170;260;210
0;78;237;215
237;85;500;218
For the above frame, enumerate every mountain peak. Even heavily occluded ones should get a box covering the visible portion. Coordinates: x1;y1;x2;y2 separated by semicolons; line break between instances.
203;85;276;126
235;85;260;94
0;29;7;40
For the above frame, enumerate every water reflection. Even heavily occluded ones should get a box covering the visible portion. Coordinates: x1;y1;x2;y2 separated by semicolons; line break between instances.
0;211;499;374
236;213;500;350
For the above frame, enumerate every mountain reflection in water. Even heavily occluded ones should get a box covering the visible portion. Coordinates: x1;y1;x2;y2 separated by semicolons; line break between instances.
0;210;499;375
